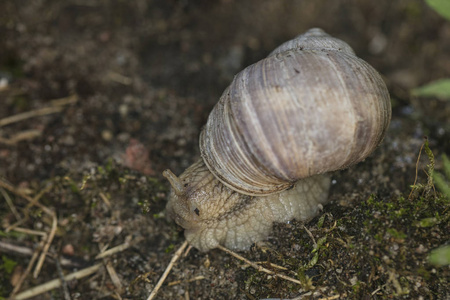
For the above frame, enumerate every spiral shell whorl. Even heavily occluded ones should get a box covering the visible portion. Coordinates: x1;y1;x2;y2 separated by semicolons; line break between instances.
200;28;391;196
269;28;355;57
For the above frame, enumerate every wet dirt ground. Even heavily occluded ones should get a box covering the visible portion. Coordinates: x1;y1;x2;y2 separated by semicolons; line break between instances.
0;1;449;299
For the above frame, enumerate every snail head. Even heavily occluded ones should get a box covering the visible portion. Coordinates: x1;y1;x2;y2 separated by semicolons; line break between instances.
163;160;239;229
163;159;252;250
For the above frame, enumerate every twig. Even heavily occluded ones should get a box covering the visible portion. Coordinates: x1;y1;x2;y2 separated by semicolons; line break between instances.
146;240;189;300
25;183;54;214
99;192;112;209
388;268;404;295
10;238;46;296
409;141;425;200
0;129;42;145
0;241;38;256
318;295;343;300
0;179;52;216
371;286;382;295
95;236;142;260
55;257;71;300
5;182;55;235
0;240;88;268
105;261;123;292
33;211;57;278
0;179;57;281
242;261;289;271
94;236;142;294
0;94;78;128
0;106;63;127
11;263;102;300
183;244;193;257
217;245;302;285
50;94;78;106
10;227;47;237
1;187;21;220
5;218;28;232
107;71;133;85
167;275;205;286
303;225;317;248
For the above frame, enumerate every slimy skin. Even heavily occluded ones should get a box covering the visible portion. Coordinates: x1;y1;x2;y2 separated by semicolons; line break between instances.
164;160;331;251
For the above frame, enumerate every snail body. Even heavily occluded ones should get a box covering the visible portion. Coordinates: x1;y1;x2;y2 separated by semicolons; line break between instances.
164;28;391;251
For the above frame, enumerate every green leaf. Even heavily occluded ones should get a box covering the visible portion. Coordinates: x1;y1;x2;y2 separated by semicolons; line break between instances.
164;244;175;253
1;256;17;274
442;154;450;179
386;228;407;239
432;154;450;200
426;0;450;21
305;251;319;269
429;245;450;266
317;214;326;228
411;79;450;100
433;172;450;199
415;217;440;227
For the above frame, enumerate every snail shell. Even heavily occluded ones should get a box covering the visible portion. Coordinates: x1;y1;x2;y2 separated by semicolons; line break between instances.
164;28;391;251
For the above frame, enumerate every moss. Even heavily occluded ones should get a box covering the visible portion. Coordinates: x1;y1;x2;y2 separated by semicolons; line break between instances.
232;142;449;299
0;256;17;298
0;157;169;297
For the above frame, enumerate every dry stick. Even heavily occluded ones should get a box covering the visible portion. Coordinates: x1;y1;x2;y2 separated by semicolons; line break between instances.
217;245;302;285
96;236;136;294
0;241;39;257
50;94;78;106
98;237;143;293
25;183;54;212
408;142;425;200
11;237;142;299
99;192;112;208
11;238;46;296
95;236;142;260
183;244;193;257
243;261;289;271
0;179;57;292
11;264;102;300
33;213;57;278
0;179;57;278
0;94;78;128
31;184;58;278
167;276;206;287
147;240;189;300
318;295;343;300
1;187;21;220
11;227;47;237
0;240;87;268
105;261;123;292
0;94;77;144
302;225;317;248
5;218;27;232
55;257;71;300
0;106;63;127
0;180;53;232
290;293;343;300
0;129;42;145
371;287;382;296
107;71;133;85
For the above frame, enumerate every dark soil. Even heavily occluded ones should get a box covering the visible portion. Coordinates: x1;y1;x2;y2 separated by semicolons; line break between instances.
0;1;449;299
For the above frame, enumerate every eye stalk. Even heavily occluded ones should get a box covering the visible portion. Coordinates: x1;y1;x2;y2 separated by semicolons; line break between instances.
163;169;184;196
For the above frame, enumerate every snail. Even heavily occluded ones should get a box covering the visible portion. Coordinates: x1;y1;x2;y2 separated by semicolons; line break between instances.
163;28;391;252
